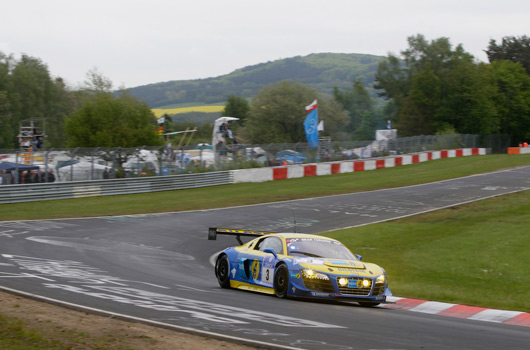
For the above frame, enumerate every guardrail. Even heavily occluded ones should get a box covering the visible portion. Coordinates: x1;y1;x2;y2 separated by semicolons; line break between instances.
0;148;487;205
0;171;233;204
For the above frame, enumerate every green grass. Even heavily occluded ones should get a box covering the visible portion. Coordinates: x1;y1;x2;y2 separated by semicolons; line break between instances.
323;190;530;312
1;154;530;221
0;313;68;350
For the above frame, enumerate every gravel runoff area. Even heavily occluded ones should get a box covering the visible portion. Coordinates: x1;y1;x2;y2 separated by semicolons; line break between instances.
0;289;261;350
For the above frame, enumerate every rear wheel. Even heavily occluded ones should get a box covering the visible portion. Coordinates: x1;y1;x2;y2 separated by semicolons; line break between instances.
215;255;231;288
274;264;289;298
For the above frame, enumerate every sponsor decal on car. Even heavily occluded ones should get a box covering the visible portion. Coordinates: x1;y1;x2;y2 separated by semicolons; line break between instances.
337;268;366;273
251;259;260;280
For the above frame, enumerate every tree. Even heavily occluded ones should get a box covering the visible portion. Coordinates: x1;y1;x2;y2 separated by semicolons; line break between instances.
84;67;114;93
490;60;530;142
65;92;162;148
398;63;440;136
334;79;374;132
375;34;497;136
0;52;73;148
243;81;348;143
439;61;498;135
222;95;249;125
486;35;530;75
0;91;14;148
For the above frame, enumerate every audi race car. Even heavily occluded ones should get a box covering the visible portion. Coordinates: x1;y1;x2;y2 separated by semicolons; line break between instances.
209;228;391;306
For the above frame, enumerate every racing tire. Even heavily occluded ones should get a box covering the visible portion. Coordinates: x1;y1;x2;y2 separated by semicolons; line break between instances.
274;264;289;298
358;301;380;307
215;255;231;289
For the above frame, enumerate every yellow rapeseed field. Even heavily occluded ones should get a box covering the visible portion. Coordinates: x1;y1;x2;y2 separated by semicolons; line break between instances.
152;105;224;117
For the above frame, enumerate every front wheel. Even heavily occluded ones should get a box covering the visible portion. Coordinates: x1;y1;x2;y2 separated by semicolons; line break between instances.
215;255;231;288
274;264;289;298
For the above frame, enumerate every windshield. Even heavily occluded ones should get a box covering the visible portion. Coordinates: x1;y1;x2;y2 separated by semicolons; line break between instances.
286;238;356;260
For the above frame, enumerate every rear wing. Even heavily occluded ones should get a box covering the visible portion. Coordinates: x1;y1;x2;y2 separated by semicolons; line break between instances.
208;227;277;245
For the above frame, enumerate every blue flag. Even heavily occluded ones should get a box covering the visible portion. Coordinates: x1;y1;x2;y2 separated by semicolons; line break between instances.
304;108;319;149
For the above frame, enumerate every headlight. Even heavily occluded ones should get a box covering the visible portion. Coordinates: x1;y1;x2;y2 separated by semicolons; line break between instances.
302;269;329;280
376;274;386;284
362;279;371;288
338;277;348;286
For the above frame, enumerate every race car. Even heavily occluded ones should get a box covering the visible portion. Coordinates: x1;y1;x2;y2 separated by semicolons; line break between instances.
208;228;391;306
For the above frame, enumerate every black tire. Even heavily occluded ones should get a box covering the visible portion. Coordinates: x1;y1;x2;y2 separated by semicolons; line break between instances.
274;264;289;298
215;255;231;288
358;301;380;307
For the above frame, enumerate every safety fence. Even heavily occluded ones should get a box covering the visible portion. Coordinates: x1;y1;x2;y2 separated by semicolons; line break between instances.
0;171;233;204
0;134;506;184
0;148;486;204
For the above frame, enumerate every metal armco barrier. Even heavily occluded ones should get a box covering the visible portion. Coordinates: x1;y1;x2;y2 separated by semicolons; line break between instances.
0;171;233;204
0;148;487;205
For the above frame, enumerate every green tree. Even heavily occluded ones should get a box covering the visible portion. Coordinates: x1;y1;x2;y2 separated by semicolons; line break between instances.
439;61;498;135
398;63;440;136
65;92;162;148
334;79;374;132
0;53;73;148
0;53;14;148
243;81;348;143
486;35;530;75
490;60;530;142
222;95;250;125
375;34;498;136
0;91;14;148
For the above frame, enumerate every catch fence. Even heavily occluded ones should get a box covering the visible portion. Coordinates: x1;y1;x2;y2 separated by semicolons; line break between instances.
0;134;507;185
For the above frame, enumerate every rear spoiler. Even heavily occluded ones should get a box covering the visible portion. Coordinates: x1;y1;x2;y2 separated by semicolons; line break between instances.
208;227;277;244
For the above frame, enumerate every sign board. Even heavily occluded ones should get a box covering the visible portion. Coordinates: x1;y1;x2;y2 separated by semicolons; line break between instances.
375;129;397;141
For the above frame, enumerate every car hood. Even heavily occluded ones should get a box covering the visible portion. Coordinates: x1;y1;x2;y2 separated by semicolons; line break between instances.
323;259;365;269
293;257;384;277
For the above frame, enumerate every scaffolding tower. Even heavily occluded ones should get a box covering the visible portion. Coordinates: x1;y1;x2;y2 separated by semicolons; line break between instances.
18;118;46;165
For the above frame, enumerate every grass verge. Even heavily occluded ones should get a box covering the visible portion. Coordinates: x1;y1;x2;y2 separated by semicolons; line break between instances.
324;189;530;312
1;154;530;221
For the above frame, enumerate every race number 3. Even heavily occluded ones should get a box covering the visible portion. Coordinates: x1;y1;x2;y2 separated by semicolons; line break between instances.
261;267;274;283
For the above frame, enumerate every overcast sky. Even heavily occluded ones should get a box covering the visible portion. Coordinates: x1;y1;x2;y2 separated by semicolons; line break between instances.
1;0;528;88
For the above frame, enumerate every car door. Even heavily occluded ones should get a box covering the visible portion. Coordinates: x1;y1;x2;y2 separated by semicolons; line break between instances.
237;236;283;287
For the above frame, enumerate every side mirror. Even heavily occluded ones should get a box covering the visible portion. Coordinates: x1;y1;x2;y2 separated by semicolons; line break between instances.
263;248;278;259
355;254;362;261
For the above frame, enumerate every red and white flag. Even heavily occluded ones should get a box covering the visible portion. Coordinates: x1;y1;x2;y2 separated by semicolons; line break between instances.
305;99;318;113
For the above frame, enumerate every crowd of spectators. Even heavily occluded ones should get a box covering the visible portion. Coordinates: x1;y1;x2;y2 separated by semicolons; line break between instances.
0;169;55;185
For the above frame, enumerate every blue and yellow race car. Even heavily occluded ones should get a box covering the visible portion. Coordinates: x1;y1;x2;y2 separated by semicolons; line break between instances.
209;228;391;306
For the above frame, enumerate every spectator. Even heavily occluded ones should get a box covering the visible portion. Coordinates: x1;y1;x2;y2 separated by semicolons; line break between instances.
103;168;110;179
2;170;13;185
24;170;34;184
37;170;46;183
46;169;56;183
20;171;27;184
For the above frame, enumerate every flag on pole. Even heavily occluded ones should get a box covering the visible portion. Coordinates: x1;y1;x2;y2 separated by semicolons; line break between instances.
304;100;319;149
305;99;318;112
317;120;324;131
157;116;165;124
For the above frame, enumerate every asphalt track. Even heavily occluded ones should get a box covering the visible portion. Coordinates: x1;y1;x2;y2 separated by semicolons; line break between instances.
1;165;529;350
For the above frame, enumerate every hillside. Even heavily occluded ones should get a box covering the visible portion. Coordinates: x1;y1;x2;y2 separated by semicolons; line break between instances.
128;53;385;108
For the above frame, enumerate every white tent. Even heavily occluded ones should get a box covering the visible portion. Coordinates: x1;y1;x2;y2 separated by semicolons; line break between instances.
57;161;108;181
